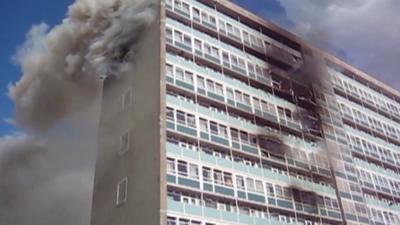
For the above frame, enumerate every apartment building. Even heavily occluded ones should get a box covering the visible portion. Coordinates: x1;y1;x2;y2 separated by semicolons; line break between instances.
90;1;400;225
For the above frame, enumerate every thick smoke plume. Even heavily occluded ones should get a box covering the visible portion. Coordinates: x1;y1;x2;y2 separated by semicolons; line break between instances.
0;0;156;224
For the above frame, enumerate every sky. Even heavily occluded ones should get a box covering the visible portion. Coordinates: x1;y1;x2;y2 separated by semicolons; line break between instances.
0;0;399;136
0;0;74;136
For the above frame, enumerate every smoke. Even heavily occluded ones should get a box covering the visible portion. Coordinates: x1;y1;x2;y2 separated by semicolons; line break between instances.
0;0;157;224
278;0;400;89
10;0;157;131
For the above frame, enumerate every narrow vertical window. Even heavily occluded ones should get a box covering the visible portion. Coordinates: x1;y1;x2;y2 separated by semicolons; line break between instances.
167;158;176;174
166;107;174;121
116;177;128;206
122;88;132;111
236;175;245;190
166;63;173;77
199;118;208;132
119;131;130;155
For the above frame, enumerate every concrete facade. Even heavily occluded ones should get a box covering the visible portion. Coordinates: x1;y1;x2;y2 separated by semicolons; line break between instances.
90;1;400;225
90;1;166;225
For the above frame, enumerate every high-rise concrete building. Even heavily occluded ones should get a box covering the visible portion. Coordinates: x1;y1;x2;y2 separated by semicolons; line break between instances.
90;1;400;225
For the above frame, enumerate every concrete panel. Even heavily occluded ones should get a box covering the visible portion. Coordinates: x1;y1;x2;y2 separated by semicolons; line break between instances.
90;0;166;225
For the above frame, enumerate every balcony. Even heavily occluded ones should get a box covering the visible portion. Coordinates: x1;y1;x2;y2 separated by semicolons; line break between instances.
166;142;336;198
166;1;304;71
266;44;301;68
168;199;281;225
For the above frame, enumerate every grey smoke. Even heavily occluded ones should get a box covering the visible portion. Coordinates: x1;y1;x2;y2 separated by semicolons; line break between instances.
272;0;400;89
1;0;156;224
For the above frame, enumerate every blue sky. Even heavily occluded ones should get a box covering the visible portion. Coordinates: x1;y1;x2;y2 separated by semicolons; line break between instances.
0;0;74;136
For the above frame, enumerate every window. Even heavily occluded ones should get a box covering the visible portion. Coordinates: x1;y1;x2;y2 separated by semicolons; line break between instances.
211;46;219;58
243;31;250;44
248;63;255;75
215;83;224;95
355;203;367;216
167;217;177;225
224;172;233;187
200;118;208;132
246;177;255;192
116;177;128;205
176;110;185;124
331;199;339;210
230;128;239;141
275;185;283;198
239;206;250;215
203;167;212;182
206;79;214;91
240;131;249;144
266;182;274;196
204;198;217;208
192;7;200;20
244;134;255;146
243;93;251;106
189;163;199;179
284;109;292;119
166;64;173;76
175;67;184;80
179;218;190;225
253;97;261;110
236;175;245;190
201;11;216;27
231;55;238;66
226;87;234;99
226;23;233;33
261;101;275;114
166;27;173;41
184;71;194;84
219;20;226;32
222;51;230;65
119;131;130;155
174;30;183;43
209;15;216;26
233;26;240;37
187;114;196;128
255;180;264;193
214;170;223;184
197;76;205;89
167;158;175;174
191;221;201;225
204;43;211;55
194;39;202;52
219;124;228;138
177;161;188;176
122;88;132;110
175;110;196;128
183;34;192;46
210;121;218;135
182;2;190;13
255;65;263;76
238;58;246;69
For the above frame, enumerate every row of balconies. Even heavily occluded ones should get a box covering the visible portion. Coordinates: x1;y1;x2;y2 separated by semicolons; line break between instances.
166;0;303;68
165;53;322;140
165;100;332;182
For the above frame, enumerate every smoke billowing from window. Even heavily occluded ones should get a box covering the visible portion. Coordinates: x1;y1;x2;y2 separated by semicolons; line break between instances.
0;0;156;224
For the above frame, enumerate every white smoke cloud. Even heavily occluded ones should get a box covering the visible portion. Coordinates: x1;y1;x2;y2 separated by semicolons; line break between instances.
1;0;157;224
273;0;400;89
9;0;156;131
0;130;95;225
